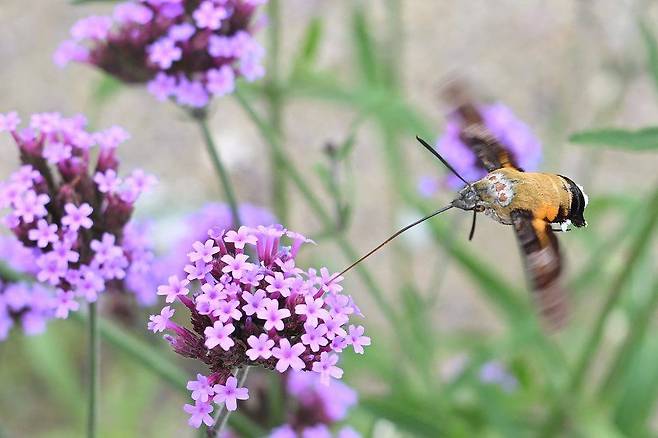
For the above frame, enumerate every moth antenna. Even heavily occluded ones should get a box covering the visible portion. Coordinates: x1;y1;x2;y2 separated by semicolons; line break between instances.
468;210;477;241
415;136;472;187
329;204;454;282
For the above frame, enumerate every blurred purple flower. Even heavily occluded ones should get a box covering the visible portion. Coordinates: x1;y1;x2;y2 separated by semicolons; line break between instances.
265;370;359;437
148;224;368;428
0;112;156;328
55;0;268;108
0;281;55;340
435;103;542;189
479;360;518;393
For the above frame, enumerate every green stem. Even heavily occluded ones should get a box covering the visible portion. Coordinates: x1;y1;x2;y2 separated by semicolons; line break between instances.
541;186;658;436
87;302;99;438
266;0;288;223
194;113;242;227
234;88;399;325
68;313;264;437
207;367;251;437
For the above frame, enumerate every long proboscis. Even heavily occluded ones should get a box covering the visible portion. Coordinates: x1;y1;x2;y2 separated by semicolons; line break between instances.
331;204;454;282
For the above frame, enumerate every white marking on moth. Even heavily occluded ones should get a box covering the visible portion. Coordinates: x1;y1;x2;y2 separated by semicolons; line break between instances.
576;183;589;208
560;219;571;232
487;172;514;207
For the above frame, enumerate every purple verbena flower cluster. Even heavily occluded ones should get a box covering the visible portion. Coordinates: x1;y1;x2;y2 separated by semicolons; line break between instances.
422;103;542;192
267;371;360;438
0;111;156;322
55;0;268;108
148;224;369;428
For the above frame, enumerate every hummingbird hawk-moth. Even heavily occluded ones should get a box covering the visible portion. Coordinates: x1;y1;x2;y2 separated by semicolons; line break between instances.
337;92;588;330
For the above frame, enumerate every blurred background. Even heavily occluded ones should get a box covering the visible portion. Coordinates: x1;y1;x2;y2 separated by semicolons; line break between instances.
1;0;658;436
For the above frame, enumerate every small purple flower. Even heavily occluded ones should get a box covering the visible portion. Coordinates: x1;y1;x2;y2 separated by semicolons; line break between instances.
147;73;177;101
183;400;214;429
193;1;229;30
204;321;235;351
71;16;113;41
312;352;343;384
184;260;212;281
295;296;330;327
346;325;370;354
147;38;182;69
14;191;50;224
188;239;220;264
74;269;105;302
113;2;153;25
214;299;242;323
28;220;58;248
168;23;196;42
94;169;121;194
241;289;267;316
187;374;214;403
245;333;275;360
157;275;190;303
61;203;93;232
36;253;67;285
206;66;235;97
221;253;253;280
212;376;249;411
301;323;329;352
43;142;72;164
272;339;306;372
224;226;258;250
0;112;21;132
479;360;518;392
147;306;175;333
54;289;80;319
257;299;291;331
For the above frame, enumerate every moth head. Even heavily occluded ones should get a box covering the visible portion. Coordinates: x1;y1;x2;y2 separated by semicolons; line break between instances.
452;185;484;212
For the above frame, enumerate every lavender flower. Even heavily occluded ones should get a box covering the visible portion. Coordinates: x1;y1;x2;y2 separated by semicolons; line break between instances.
55;0;268;108
265;371;359;437
0;112;156;324
148;225;368;428
432;103;542;190
479;360;518;393
0;280;56;340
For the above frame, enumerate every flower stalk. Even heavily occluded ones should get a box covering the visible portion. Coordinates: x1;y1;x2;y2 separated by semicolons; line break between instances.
233;88;399;326
207;367;250;437
193;111;242;228
265;0;289;224
87;301;99;438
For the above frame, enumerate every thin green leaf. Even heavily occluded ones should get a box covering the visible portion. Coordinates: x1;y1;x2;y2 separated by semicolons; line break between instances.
639;20;658;94
598;279;658;400
613;337;658;436
350;6;379;84
23;327;85;419
90;75;123;107
360;396;447;436
570;127;658;150
291;18;324;76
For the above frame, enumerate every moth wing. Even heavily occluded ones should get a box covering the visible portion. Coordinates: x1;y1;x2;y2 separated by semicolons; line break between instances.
510;209;568;330
444;83;521;172
459;119;521;172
